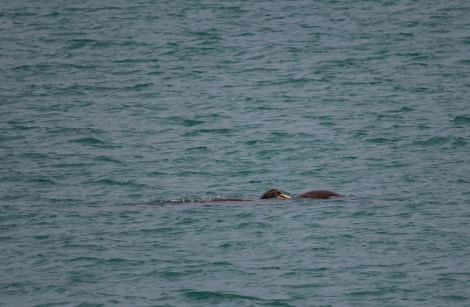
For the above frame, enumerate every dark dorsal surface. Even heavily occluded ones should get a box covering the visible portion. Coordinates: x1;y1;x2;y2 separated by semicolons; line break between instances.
296;190;343;199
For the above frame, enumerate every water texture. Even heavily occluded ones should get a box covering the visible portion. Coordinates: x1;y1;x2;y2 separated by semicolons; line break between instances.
1;0;470;306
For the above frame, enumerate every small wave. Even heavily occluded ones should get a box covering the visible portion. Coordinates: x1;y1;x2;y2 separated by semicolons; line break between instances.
85;179;145;187
237;221;269;229
67;137;121;148
93;156;123;164
183;128;233;136
19;152;50;159
185;146;209;152
30;177;57;185
146;197;249;206
365;137;398;144
451;137;467;148
183;119;206;126
69;137;105;145
124;82;153;90
451;115;470;125
166;116;205;127
412;136;449;146
439;295;468;301
182;290;263;302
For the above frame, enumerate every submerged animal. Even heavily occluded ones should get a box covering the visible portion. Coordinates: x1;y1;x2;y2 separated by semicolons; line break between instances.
261;189;343;199
296;190;343;199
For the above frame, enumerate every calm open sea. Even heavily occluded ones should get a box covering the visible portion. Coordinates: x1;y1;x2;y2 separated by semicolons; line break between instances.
1;0;470;306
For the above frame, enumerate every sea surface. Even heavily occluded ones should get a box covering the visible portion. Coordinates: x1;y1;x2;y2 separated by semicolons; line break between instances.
1;0;470;306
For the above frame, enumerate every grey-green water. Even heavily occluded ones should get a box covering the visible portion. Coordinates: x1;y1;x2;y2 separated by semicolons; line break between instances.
1;0;470;306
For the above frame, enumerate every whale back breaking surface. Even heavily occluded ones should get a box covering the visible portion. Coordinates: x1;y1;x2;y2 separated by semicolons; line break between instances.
296;190;343;199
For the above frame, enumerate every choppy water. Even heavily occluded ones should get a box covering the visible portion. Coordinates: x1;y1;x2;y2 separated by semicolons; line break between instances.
1;0;470;306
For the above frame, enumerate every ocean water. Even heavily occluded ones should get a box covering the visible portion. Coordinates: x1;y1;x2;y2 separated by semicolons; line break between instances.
1;0;470;306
